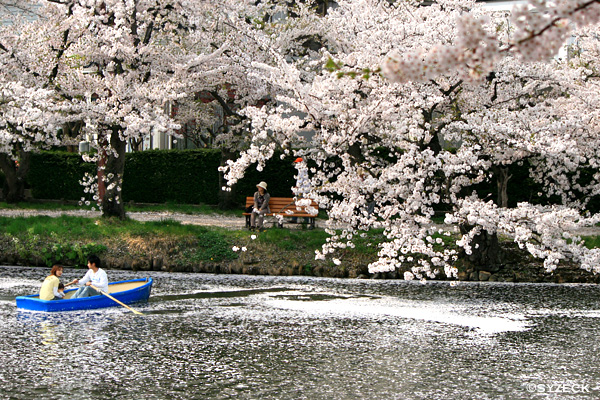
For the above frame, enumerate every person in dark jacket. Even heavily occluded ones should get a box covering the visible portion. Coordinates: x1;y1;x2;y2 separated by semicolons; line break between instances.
251;181;270;230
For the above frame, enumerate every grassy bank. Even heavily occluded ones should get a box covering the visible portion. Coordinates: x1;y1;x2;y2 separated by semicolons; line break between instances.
0;215;376;278
2;205;600;282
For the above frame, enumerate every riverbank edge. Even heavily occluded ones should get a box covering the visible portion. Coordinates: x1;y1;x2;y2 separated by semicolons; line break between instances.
1;234;599;284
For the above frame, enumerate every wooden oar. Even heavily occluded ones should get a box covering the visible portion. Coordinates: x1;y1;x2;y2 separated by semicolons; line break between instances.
90;284;144;316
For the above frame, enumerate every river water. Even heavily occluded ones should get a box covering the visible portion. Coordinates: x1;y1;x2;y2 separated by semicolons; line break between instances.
1;266;600;400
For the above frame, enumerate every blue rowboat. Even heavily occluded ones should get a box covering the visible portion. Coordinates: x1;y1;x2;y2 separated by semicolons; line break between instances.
16;278;153;312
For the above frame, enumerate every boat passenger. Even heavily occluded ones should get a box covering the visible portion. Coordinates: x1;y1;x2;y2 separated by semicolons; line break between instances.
68;255;109;299
39;265;66;301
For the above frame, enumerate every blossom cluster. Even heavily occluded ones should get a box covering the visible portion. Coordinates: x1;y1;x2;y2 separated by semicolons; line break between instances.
383;0;600;83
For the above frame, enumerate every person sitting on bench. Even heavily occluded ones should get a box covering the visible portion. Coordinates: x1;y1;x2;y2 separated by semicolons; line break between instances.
251;181;270;231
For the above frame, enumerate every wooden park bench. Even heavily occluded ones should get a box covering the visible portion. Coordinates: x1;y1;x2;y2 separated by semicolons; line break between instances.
244;197;319;229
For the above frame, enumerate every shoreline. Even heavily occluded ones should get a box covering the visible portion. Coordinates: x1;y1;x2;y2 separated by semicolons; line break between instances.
3;263;600;289
2;239;599;284
1;208;599;284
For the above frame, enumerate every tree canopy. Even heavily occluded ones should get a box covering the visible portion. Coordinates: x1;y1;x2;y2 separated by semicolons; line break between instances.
2;0;600;278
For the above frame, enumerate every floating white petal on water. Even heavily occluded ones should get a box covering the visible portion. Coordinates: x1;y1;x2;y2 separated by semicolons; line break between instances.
267;298;530;334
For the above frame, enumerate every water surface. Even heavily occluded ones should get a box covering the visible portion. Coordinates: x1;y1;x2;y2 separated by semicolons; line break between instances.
1;266;600;399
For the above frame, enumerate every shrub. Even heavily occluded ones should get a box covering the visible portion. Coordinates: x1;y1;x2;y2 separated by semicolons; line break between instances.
26;149;299;208
28;151;95;201
122;149;222;204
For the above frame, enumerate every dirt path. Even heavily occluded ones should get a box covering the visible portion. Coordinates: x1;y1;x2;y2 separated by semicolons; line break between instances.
0;208;248;229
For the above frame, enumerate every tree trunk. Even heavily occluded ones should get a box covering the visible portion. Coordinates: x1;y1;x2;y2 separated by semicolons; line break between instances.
128;137;143;152
455;168;510;272
0;151;31;203
459;224;503;270
218;148;238;210
493;165;511;208
101;128;127;219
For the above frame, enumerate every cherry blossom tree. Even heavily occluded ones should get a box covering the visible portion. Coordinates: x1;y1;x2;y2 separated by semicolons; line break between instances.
49;0;294;214
43;0;206;218
222;0;600;278
1;0;291;212
442;51;600;274
172;0;324;209
0;84;58;202
0;6;77;202
28;0;268;218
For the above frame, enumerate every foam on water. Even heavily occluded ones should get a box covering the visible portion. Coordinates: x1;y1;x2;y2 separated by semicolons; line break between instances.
0;278;41;290
266;296;530;334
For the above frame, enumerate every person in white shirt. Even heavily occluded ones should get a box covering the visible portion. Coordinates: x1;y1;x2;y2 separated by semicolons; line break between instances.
293;157;311;198
292;157;312;224
68;254;108;298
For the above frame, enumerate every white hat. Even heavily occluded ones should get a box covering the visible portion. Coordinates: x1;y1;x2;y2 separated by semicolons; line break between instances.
257;181;268;190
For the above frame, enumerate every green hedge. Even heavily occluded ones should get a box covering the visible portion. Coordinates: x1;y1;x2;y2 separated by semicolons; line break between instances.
122;149;222;204
28;151;96;201
122;149;299;205
25;149;299;207
232;155;298;204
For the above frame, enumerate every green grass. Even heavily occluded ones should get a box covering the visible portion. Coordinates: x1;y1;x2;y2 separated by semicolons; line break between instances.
253;228;330;251
179;228;240;264
7;203;599;272
583;236;600;249
0;215;241;240
352;229;386;256
0;215;247;267
0;214;338;268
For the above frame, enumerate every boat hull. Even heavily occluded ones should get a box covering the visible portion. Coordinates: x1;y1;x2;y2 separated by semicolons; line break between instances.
16;278;153;312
